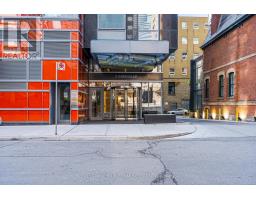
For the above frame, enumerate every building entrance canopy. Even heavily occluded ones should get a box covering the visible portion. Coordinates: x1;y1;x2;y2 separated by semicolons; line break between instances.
91;40;170;71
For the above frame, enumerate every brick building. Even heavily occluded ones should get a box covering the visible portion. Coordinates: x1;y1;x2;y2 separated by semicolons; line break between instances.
201;14;256;121
0;15;89;124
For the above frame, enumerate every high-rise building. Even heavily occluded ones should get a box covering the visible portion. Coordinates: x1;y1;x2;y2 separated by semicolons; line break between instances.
84;14;178;120
0;14;88;124
162;15;208;112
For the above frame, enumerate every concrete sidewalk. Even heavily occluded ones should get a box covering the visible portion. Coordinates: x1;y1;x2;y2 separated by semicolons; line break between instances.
0;123;196;141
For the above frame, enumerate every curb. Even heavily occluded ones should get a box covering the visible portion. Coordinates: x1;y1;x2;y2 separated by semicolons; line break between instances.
179;117;256;124
0;130;194;141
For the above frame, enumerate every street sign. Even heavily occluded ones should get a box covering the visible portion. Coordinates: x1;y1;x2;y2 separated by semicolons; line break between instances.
57;62;65;71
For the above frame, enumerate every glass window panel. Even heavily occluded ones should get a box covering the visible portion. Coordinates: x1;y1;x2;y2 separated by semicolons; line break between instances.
138;14;159;31
169;68;175;75
193;37;199;44
138;14;159;40
182;67;187;75
152;83;161;107
138;31;159;40
142;83;149;107
168;82;175;95
182;22;187;29
182;37;187;44
193;23;199;29
98;14;125;29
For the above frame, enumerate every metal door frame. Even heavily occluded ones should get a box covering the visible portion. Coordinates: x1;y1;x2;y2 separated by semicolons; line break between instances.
58;82;71;124
112;87;140;120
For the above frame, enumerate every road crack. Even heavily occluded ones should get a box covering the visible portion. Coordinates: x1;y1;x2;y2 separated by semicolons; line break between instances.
138;141;178;185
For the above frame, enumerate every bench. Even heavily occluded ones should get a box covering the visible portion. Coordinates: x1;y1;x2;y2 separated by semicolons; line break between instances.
144;114;176;124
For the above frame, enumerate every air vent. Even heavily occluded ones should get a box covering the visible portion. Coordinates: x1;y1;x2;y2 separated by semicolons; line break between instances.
44;42;70;58
0;60;26;80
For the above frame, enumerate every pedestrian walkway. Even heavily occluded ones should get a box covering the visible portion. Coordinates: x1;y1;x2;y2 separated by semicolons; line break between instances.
0;123;196;141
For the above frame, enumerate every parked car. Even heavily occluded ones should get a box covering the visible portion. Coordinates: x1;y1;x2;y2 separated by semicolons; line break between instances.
167;108;188;115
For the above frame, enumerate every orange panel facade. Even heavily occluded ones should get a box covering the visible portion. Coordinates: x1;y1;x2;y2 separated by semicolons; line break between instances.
0;15;88;124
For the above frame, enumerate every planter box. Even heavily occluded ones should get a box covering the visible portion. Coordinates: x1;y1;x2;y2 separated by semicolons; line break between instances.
144;114;176;124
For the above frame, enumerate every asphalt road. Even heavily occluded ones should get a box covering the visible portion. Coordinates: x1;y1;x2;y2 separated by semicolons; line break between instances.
0;119;256;185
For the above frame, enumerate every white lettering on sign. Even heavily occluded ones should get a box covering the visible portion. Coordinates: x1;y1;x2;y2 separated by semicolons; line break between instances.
57;62;65;71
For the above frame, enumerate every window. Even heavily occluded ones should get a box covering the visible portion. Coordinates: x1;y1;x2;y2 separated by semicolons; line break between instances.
127;25;133;30
169;53;175;60
169;68;175;76
98;14;125;29
138;14;159;40
204;23;210;29
219;75;224;97
182;67;187;75
142;83;153;104
127;16;133;21
193;37;199;45
228;72;235;97
168;82;175;95
182;22;187;29
205;79;209;98
182;37;187;45
182;52;187;60
193;23;199;29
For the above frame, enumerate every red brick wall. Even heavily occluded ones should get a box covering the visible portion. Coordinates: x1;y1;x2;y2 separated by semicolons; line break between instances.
202;15;256;120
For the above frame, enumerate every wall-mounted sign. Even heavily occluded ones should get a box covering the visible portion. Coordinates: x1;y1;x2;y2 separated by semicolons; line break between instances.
57;62;65;71
89;72;163;81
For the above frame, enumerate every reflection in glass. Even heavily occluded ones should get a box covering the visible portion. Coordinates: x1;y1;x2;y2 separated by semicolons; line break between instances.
98;14;125;29
60;83;70;121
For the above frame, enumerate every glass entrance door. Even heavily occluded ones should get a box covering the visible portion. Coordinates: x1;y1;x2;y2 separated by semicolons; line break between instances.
113;88;139;120
115;89;125;119
89;88;103;120
59;83;71;123
127;88;137;119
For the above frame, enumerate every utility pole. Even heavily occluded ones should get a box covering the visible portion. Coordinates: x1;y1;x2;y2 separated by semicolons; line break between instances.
55;63;58;135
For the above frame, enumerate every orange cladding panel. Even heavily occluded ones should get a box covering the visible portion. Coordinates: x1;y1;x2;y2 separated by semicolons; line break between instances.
0;92;27;108
43;82;50;90
71;82;78;90
71;110;78;123
28;82;43;90
58;61;72;80
43;60;56;80
42;20;79;30
28;92;43;108
43;92;50;108
28;110;43;121
72;66;78;80
43;110;50;122
0;41;2;57
71;32;79;40
43;60;78;81
71;42;78;58
0;110;27;122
